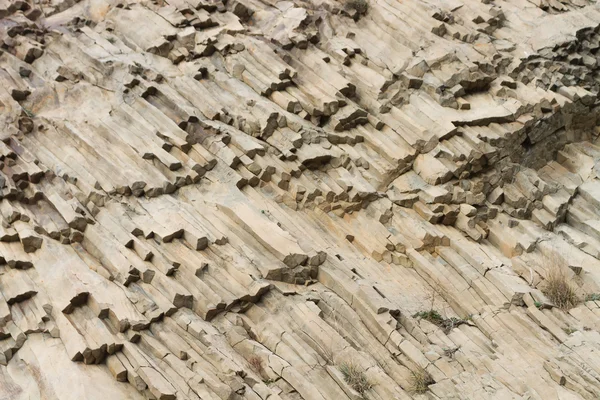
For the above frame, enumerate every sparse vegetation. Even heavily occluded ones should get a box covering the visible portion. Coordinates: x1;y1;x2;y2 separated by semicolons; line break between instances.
319;309;342;364
563;327;577;335
542;265;579;310
409;368;434;394
21;106;35;118
413;310;443;324
346;0;368;14
413;286;473;333
534;301;543;309
339;361;373;395
585;293;600;302
413;310;471;333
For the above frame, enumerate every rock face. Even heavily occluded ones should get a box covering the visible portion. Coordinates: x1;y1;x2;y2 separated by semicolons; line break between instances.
2;0;600;399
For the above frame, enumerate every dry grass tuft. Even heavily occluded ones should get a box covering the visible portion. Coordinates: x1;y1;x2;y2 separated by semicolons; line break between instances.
339;361;373;395
543;265;579;310
409;368;434;394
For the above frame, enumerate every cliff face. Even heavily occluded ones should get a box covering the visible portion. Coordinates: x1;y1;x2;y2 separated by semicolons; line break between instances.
1;0;600;398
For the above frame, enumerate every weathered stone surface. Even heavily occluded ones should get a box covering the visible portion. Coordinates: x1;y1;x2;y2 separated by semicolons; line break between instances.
1;0;600;399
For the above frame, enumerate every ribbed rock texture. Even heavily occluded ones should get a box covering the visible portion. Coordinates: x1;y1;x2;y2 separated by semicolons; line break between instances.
2;0;600;398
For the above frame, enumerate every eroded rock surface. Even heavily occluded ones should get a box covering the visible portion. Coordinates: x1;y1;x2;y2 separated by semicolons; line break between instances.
2;0;600;398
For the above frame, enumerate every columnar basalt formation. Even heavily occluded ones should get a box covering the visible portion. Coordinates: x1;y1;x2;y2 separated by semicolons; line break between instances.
1;0;600;399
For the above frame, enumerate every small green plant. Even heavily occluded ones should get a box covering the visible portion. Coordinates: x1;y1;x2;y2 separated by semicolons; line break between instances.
339;361;373;395
543;266;579;310
347;0;368;14
21;106;35;118
563;327;577;335
409;368;434;394
585;293;600;301
413;287;473;333
413;310;443;324
534;301;543;309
